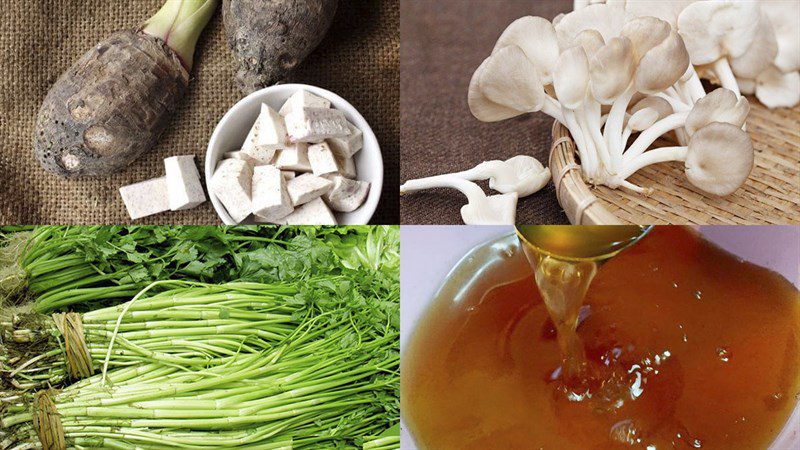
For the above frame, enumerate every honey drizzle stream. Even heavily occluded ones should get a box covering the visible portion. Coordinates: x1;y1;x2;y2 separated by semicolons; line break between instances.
518;226;650;398
531;252;596;390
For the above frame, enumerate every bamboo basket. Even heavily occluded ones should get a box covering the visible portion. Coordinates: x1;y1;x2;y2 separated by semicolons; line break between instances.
549;102;800;224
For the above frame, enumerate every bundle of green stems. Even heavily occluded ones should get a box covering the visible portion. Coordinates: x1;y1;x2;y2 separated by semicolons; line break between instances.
0;226;400;449
0;226;298;313
1;282;298;393
1;281;400;449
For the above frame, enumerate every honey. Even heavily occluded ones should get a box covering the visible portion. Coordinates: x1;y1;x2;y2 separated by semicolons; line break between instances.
402;227;800;449
515;226;651;392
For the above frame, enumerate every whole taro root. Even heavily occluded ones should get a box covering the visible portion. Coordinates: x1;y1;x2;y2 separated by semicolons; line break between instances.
223;0;338;94
34;0;217;178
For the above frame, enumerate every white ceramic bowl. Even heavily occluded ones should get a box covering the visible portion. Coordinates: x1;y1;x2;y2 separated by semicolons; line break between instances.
400;226;800;450
205;84;383;225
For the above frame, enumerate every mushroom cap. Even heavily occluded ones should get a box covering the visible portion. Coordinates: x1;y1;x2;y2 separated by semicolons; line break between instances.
755;66;800;109
487;155;551;197
627;107;660;132
555;3;626;51
590;36;636;104
630;96;673;119
620;16;671;62
468;58;521;122
554;46;591;110
737;77;757;95
635;30;690;94
575;29;605;56
493;16;560;85
685;88;749;136
677;0;761;64
461;193;518;225
624;0;695;28
468;46;545;122
729;10;779;80
685;122;753;196
762;0;800;73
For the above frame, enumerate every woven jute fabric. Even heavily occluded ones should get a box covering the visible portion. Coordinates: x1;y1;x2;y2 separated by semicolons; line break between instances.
0;0;399;225
400;0;571;224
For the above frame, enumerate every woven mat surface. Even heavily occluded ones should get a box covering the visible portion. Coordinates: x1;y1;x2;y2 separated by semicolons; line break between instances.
400;0;571;224
0;0;399;225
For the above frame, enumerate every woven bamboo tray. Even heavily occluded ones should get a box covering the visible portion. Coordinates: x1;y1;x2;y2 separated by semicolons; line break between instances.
549;102;800;224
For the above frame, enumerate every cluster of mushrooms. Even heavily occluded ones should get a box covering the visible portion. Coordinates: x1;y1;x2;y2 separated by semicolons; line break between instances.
402;0;799;225
575;0;800;109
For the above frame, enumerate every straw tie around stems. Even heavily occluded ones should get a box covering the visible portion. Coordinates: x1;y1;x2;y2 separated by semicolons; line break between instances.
52;312;92;379
32;390;65;450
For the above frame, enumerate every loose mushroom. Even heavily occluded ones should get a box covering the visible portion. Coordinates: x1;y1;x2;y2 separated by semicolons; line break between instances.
400;177;518;225
401;155;550;198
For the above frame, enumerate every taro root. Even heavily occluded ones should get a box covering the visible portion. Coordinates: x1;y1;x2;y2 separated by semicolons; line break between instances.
222;0;338;94
33;0;217;178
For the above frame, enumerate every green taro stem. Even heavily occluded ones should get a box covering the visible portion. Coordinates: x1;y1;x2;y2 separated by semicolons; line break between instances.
142;0;218;71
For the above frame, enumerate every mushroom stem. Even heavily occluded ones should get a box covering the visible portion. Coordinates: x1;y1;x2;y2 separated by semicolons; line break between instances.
398;158;546;196
542;95;566;124
622;111;690;163
604;84;636;173
654;92;692;112
618;146;687;180
400;175;489;205
713;59;741;97
577;103;610;179
563;109;597;179
621;124;633;149
585;100;612;177
683;68;707;102
619;179;652;195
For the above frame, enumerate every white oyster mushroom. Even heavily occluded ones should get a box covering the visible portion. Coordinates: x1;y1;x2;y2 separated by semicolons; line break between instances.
554;45;608;180
555;3;626;49
401;155;550;198
623;0;696;28
492;16;561;85
737;1;800;109
481;155;551;197
622;88;748;164
761;0;800;74
624;96;674;145
729;9;778;81
615;122;753;196
590;36;635;105
751;67;800;109
469;45;564;123
683;88;749;136
464;5;753;199
400;177;518;225
574;29;605;55
677;0;761;96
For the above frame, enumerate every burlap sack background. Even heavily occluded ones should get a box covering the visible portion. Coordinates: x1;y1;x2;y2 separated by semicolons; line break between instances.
400;0;572;224
0;0;399;225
